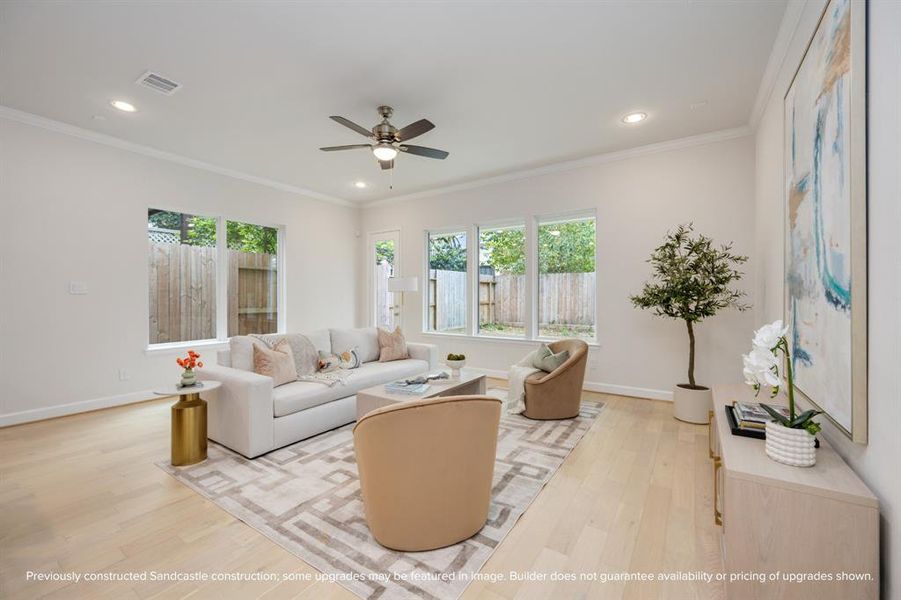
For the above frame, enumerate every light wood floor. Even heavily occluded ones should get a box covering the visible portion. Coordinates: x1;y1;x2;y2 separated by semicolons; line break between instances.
1;383;724;599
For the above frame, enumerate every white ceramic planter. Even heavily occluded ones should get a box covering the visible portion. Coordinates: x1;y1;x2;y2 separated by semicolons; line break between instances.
765;421;817;467
446;359;466;377
672;384;712;424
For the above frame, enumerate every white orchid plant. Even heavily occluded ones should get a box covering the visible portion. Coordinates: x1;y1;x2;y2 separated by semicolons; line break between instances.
742;320;822;436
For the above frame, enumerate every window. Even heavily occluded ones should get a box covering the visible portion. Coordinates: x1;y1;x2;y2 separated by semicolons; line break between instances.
422;212;597;343
226;220;279;336
537;215;596;341
478;224;525;337
148;210;218;344
426;231;467;333
148;209;283;347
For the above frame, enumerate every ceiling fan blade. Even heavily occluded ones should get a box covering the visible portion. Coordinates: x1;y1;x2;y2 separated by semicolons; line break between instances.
319;144;372;152
399;144;449;159
380;159;394;170
395;119;435;142
329;116;373;138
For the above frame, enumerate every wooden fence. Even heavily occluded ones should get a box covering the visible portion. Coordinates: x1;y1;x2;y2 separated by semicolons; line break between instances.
148;242;277;344
428;269;467;332
489;273;595;326
375;261;396;330
426;270;595;332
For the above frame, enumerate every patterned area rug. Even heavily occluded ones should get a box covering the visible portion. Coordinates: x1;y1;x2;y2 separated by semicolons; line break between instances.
158;389;603;599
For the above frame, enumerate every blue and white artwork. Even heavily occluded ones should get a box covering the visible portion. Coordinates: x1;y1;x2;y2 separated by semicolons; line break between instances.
784;0;864;435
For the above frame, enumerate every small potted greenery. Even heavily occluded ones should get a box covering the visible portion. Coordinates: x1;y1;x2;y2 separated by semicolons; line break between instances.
631;224;749;423
742;320;822;467
446;353;466;377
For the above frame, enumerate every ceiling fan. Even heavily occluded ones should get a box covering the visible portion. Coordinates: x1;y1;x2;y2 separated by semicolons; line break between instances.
320;105;449;170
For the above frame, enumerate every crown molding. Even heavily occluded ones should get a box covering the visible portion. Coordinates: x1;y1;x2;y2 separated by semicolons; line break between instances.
363;125;752;208
0;105;353;207
748;0;809;129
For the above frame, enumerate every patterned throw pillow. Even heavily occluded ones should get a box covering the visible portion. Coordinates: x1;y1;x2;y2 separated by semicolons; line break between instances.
318;350;342;373
337;347;362;370
252;339;298;386
377;327;409;362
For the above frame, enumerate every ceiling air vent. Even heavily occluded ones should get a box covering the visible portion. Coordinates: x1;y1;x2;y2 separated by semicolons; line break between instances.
135;71;181;96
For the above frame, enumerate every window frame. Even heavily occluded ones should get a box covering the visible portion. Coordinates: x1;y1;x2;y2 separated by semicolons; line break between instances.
475;219;528;340
145;206;286;352
534;209;598;345
421;208;598;346
422;226;472;336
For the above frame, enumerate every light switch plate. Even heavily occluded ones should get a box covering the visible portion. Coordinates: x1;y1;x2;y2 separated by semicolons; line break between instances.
69;281;88;295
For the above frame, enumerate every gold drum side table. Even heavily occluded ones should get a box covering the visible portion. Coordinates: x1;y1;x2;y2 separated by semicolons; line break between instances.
153;380;220;466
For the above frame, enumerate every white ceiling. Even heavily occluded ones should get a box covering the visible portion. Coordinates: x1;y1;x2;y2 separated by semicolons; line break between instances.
0;1;786;203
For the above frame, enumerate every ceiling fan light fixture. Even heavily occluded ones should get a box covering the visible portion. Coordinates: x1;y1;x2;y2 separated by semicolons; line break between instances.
372;143;398;161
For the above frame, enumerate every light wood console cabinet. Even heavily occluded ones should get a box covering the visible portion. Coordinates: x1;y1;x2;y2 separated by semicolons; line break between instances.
709;385;879;599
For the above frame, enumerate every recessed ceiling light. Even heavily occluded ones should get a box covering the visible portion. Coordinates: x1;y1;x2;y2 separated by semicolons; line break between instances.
622;112;647;124
111;100;137;113
354;181;368;189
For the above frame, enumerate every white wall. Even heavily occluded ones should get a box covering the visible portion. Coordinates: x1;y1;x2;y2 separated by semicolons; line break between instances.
754;1;900;595
0;118;360;423
360;133;758;399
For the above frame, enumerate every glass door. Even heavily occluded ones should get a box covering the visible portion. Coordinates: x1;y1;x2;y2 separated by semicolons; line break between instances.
369;230;400;329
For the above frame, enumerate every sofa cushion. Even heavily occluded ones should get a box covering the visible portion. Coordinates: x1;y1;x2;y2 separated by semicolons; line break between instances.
229;336;261;372
272;358;428;418
330;327;380;363
303;329;332;355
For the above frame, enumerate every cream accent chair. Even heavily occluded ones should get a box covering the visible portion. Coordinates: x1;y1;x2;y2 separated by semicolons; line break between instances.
353;395;501;551
523;339;588;420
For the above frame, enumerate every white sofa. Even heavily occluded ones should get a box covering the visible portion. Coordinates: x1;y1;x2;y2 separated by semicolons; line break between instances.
198;327;438;458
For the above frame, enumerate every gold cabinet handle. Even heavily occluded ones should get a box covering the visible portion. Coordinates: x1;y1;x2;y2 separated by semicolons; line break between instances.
708;410;716;459
713;457;723;526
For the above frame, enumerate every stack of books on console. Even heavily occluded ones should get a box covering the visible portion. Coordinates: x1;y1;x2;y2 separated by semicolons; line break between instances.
384;381;431;395
726;401;791;440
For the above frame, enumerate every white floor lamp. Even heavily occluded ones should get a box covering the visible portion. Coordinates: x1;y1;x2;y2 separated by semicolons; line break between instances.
387;276;418;332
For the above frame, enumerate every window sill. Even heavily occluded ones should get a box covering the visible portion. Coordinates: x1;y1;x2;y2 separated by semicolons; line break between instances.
419;331;600;349
145;339;228;355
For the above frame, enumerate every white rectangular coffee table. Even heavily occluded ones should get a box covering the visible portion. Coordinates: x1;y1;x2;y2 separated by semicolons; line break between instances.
356;369;487;420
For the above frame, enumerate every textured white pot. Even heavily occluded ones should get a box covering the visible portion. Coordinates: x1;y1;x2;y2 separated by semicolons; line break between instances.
672;384;712;424
765;421;817;467
445;359;466;378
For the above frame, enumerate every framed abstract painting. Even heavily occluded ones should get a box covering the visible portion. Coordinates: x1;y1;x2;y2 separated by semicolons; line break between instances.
784;0;867;443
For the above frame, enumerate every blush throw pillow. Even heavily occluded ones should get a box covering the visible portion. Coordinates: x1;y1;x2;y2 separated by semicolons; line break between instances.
377;327;409;362
532;343;570;373
251;333;318;376
253;339;298;386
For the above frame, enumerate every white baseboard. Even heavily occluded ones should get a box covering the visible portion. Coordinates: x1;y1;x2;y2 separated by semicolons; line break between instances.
0;369;674;428
0;390;156;427
468;368;673;402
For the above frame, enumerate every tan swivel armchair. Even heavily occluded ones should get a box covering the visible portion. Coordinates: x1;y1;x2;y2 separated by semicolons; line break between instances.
523;339;589;420
353;395;502;551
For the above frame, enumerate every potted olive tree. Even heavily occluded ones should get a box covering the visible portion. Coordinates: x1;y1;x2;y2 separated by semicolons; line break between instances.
631;224;749;423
